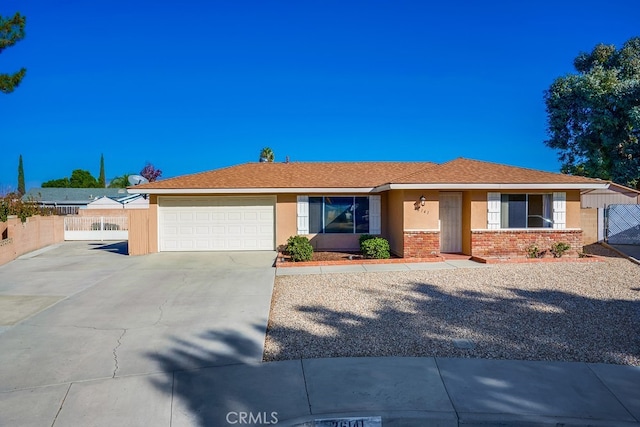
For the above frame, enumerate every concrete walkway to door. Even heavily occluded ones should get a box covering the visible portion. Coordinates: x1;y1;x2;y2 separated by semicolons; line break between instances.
0;242;276;426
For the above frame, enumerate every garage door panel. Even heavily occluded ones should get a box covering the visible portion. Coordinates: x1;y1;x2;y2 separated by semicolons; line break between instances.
159;197;275;252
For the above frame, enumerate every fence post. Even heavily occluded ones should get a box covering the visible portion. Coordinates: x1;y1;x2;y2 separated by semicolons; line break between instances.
101;216;105;242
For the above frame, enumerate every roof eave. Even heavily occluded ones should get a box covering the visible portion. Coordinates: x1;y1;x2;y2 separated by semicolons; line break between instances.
127;187;380;195
377;183;610;191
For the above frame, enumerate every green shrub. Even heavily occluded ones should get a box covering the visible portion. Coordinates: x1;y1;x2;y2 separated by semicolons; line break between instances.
358;234;375;247
550;242;571;258
525;243;545;259
361;237;390;259
286;235;313;262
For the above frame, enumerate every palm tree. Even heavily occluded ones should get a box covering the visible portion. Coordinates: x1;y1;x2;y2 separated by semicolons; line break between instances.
108;174;131;188
259;147;275;162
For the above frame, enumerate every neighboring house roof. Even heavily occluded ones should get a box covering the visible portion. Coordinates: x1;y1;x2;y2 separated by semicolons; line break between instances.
23;188;129;204
128;158;609;194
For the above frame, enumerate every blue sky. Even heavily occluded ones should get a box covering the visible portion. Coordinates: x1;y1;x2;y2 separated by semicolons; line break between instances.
1;0;639;190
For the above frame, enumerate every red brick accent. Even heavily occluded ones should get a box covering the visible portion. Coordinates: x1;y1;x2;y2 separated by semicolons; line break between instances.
403;231;440;258
471;229;583;259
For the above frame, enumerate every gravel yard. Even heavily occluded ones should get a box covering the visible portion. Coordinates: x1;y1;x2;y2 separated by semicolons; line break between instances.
264;254;640;365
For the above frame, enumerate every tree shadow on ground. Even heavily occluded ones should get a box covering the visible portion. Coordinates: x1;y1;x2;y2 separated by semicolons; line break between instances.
88;241;128;255
265;281;640;365
146;325;276;427
147;277;639;426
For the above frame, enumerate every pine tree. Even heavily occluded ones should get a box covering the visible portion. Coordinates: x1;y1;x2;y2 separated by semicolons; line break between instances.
17;154;25;195
98;154;106;188
0;12;27;94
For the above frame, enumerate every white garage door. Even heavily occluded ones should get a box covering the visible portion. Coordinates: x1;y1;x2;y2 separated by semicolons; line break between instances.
159;197;275;251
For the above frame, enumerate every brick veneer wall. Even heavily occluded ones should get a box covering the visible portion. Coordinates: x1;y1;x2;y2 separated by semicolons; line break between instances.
471;229;583;258
403;231;440;258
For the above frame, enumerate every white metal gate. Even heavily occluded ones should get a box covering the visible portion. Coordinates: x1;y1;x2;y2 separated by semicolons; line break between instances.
606;204;640;245
64;216;128;241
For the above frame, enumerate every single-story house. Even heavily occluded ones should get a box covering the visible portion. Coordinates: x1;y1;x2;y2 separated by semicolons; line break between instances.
22;188;132;215
127;158;609;258
85;194;149;210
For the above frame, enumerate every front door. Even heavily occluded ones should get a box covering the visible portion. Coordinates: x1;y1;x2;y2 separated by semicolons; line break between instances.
439;192;462;253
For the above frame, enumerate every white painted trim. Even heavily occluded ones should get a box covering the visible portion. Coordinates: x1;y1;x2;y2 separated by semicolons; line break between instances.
377;183;609;191
471;228;582;232
297;196;309;235
129;187;378;195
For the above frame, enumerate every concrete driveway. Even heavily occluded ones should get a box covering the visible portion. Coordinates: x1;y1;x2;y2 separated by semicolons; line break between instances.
0;242;276;426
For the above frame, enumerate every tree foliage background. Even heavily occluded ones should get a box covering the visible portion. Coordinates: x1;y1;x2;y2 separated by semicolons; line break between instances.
0;12;26;94
544;37;640;188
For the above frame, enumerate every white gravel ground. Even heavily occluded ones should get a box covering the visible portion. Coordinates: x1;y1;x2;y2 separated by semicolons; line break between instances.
264;255;640;365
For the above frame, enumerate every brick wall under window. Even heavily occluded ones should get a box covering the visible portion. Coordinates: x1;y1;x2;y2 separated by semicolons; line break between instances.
471;229;583;258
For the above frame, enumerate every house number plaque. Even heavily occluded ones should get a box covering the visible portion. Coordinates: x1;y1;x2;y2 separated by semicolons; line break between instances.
314;416;382;427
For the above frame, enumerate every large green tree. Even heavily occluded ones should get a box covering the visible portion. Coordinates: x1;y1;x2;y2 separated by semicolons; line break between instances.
0;12;26;94
42;170;101;188
544;37;640;188
17;154;25;195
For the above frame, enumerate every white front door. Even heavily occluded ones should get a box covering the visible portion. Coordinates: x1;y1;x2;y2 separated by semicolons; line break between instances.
439;192;462;253
159;196;275;251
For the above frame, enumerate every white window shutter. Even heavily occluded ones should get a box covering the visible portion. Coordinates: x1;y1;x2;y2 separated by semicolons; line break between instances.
553;192;566;229
297;196;309;234
369;195;381;234
487;192;501;229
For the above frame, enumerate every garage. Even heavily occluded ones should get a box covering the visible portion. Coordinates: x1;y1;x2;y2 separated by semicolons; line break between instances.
158;196;275;251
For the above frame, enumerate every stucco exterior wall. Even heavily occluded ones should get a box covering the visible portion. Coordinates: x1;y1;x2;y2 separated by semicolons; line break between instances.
566;190;581;228
0;215;65;266
403;190;439;230
580;208;599;245
386;190;405;256
276;194;297;250
148;195;159;253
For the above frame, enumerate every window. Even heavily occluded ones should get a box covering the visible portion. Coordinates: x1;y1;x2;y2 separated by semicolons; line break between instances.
308;196;370;234
500;194;553;228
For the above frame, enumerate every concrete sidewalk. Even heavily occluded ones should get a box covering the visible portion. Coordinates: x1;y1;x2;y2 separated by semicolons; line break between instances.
2;356;638;426
276;259;489;275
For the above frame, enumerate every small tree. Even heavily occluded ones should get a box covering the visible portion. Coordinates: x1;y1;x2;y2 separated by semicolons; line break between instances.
259;147;275;162
98;154;106;188
140;163;162;182
0;12;27;94
17;155;25;195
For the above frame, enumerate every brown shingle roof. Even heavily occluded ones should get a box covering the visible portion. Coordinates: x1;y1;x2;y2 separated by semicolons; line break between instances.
394;158;605;185
133;162;435;189
131;158;606;191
